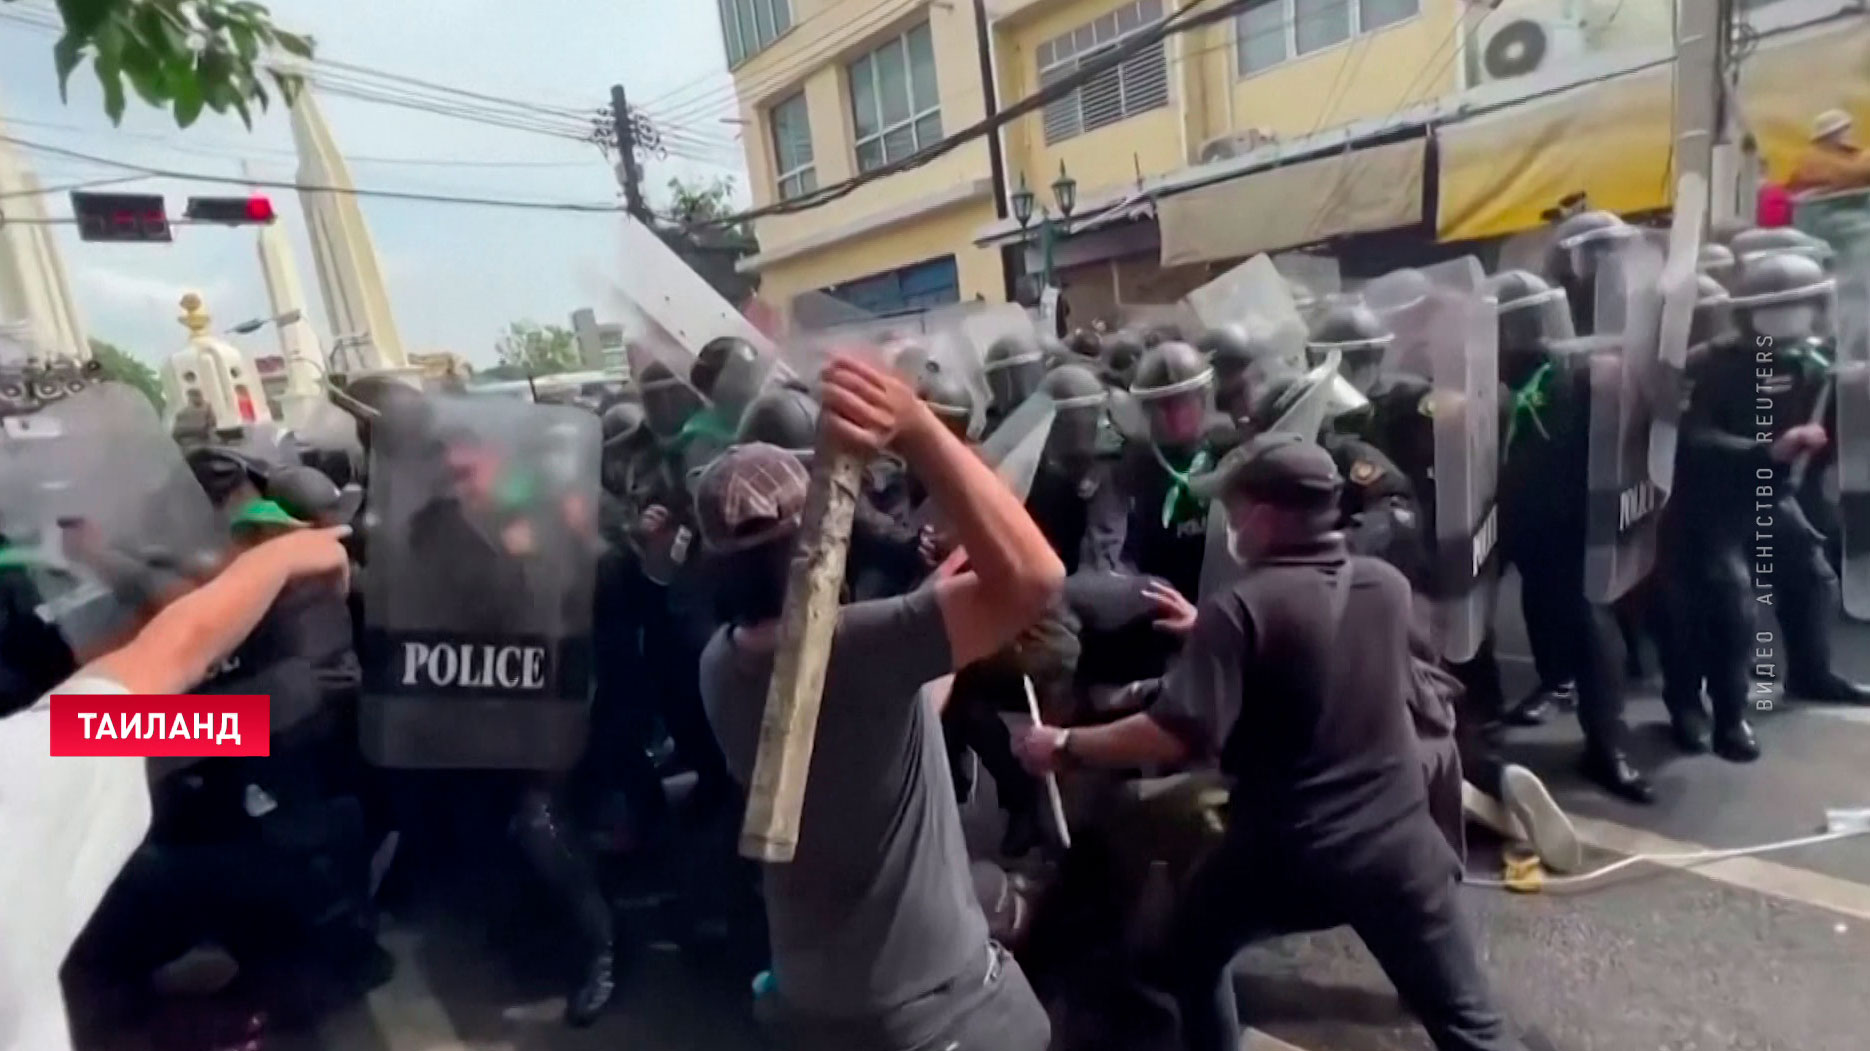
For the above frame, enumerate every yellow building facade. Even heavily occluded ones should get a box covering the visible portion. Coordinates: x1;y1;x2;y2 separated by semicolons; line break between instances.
989;0;1468;208
725;0;1009;324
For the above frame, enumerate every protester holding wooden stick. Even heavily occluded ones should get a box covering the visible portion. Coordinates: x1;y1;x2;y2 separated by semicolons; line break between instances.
695;350;1063;1051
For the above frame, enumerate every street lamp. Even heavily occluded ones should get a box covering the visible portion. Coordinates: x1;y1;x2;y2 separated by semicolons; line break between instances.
228;308;303;336
1011;162;1078;296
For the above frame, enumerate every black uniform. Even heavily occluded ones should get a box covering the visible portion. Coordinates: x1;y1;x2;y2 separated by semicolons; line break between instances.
1146;536;1518;1051
1498;342;1650;801
1663;333;1862;743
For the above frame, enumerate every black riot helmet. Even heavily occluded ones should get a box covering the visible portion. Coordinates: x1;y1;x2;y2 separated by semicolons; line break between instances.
1099;333;1144;389
1730;227;1835;272
1131;340;1212;402
266;464;353;526
1729;251;1835;342
1131;340;1213;450
917;363;978;440
1546;209;1635;291
1486;269;1575;354
1690;274;1733;347
983;333;1046;414
1197;325;1256;378
737;382;819;456
694;336;756;400
600;400;646;448
1038;363;1108;472
1141;323;1185;349
1200;324;1288;421
1064;330;1102;364
342;373;430;454
635;359;703;440
1306;299;1392;394
1699;243;1738;289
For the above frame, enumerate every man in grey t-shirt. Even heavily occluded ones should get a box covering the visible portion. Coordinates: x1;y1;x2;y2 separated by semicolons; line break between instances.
692;353;1066;1051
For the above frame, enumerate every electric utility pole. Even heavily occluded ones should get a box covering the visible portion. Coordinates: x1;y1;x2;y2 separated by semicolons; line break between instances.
1676;0;1749;229
610;84;650;222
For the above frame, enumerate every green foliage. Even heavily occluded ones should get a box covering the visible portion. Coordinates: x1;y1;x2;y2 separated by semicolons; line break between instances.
18;0;313;127
656;176;760;309
87;336;164;412
493;321;581;378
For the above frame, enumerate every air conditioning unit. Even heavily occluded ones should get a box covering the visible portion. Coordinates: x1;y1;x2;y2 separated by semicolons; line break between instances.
1197;127;1279;165
1474;2;1589;85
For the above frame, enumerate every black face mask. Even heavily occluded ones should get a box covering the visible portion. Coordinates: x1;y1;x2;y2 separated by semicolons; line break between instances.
714;536;794;627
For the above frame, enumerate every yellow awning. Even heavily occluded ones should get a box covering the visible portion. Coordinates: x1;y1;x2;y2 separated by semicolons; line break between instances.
1437;20;1870;242
1158;139;1426;267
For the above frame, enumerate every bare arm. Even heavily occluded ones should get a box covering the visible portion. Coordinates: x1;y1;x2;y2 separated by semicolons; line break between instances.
1065;711;1191;769
895;403;1066;670
89;529;351;696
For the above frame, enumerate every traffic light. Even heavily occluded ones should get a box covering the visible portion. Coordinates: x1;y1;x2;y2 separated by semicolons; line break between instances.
70;191;171;244
184;195;277;225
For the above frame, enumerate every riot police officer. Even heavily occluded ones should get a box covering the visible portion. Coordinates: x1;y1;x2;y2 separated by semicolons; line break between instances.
917;362;980;443
983;333;1048;434
1546;210;1637;335
1665;253;1869;764
1306;298;1393;396
1490;269;1654;802
1120;341;1233;602
1200;324;1297;425
1028;364;1128;575
1100;331;1145;390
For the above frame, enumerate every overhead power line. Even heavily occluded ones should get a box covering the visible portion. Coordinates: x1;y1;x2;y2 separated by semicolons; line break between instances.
698;0;1260;227
0;134;628;214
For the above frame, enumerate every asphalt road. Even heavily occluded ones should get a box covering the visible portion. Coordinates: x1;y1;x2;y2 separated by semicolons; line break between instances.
70;582;1870;1051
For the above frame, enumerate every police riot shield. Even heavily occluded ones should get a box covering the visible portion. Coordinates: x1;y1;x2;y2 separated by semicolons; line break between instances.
1651;175;1707;494
0;382;223;661
1826;198;1870;619
1184;253;1310;368
1428;279;1501;662
1365;258;1487;379
1199;352;1345;602
360;393;601;770
1584;235;1666;604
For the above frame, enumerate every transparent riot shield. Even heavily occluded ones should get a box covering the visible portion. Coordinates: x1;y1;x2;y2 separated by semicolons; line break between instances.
1199;352;1345;602
1651;175;1707;494
359;393;601;770
1832;209;1870;620
1365;258;1488;379
0;382;224;661
1184;254;1310;367
1584;236;1666;604
1429;285;1501;662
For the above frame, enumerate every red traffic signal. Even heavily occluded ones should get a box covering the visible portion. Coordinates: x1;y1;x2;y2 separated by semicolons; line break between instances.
70;192;171;243
185;195;277;225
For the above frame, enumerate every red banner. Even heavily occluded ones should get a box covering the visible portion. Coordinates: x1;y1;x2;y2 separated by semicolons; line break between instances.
46;694;270;757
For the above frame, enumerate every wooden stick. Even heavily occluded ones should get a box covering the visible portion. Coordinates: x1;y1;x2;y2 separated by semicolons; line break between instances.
738;438;864;863
1022;675;1072;851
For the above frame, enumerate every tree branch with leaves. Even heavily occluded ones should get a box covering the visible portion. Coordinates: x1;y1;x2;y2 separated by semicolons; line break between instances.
11;0;315;126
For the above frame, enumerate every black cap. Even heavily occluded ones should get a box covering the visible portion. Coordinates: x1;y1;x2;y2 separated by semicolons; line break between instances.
1190;431;1341;507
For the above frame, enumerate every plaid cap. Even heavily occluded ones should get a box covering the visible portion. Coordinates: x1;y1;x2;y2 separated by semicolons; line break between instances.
696;442;811;552
1190;431;1341;507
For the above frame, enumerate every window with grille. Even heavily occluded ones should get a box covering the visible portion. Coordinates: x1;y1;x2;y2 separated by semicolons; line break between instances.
719;0;793;67
1236;0;1419;77
770;92;817;200
1037;0;1170;146
849;24;943;174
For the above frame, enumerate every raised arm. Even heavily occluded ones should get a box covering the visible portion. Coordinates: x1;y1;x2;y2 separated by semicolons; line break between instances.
821;355;1064;670
91;528;352;696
